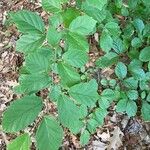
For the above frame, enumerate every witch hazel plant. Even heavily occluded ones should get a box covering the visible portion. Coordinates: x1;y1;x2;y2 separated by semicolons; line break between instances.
2;0;150;149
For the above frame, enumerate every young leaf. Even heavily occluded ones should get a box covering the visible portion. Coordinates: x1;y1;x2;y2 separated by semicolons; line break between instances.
42;0;62;13
36;116;63;150
141;102;150;121
49;85;62;102
58;95;83;134
69;79;99;107
115;62;127;79
100;31;113;53
65;32;89;52
2;95;43;132
47;27;61;47
62;8;80;27
104;22;121;37
116;99;127;113
99;98;110;109
139;46;150;62
126;100;137;117
10;10;45;34
126;90;138;100
123;77;138;89
96;52;119;68
63;48;88;68
7;133;31;150
16;34;45;54
49;13;63;28
87;118;99;133
112;38;125;54
80;130;90;146
133;18;145;34
69;15;97;36
109;79;117;87
93;108;108;125
101;89;116;103
130;68;146;80
57;62;81;87
131;37;142;48
146;93;150;102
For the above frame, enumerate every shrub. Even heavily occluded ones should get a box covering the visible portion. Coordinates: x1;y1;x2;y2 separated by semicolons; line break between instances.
2;0;150;149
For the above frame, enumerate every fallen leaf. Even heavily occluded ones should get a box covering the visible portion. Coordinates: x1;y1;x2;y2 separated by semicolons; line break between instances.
107;126;124;150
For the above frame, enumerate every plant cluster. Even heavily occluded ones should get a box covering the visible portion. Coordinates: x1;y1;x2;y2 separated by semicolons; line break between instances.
2;0;150;149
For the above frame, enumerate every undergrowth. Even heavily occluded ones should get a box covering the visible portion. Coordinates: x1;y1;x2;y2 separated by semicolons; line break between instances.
2;0;150;149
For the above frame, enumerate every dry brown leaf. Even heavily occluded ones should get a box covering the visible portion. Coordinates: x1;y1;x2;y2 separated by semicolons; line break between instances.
107;126;124;150
92;140;107;150
97;129;110;142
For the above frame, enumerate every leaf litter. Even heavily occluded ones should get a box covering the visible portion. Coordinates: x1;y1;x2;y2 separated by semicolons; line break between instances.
0;0;150;150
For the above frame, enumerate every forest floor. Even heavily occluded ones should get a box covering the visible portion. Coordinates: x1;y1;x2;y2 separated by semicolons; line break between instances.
0;0;150;150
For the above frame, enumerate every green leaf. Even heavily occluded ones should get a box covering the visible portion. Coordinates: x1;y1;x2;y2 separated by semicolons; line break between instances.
99;98;110;109
141;102;150;121
62;8;80;27
7;133;31;150
18;73;51;94
93;108;108;125
69;15;97;36
57;62;81;87
80;130;90;146
49;85;62;102
16;34;45;54
96;52;119;68
146;93;150;102
69;79;99;107
133;18;145;34
63;48;88;68
126;100;137;117
131;37;142;48
139;46;150;62
139;80;149;91
65;32;89;52
87;118;99;133
116;99;127;113
112;38;125;54
36;116;63;150
58;95;83;134
10;10;45;34
109;79;117;87
25;52;50;73
2;95;43;132
81;0;107;22
100;31;113;53
49;13;63;28
130;68;146;80
141;91;146;99
128;59;142;70
82;0;107;12
126;90;138;100
100;79;108;86
104;22;121;37
101;89;116;103
42;0;62;13
115;62;127;79
47;27;61;47
148;62;150;71
36;47;54;59
123;77;138;89
143;24;150;37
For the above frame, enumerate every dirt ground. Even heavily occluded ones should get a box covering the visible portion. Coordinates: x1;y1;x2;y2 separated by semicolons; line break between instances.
0;0;150;150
